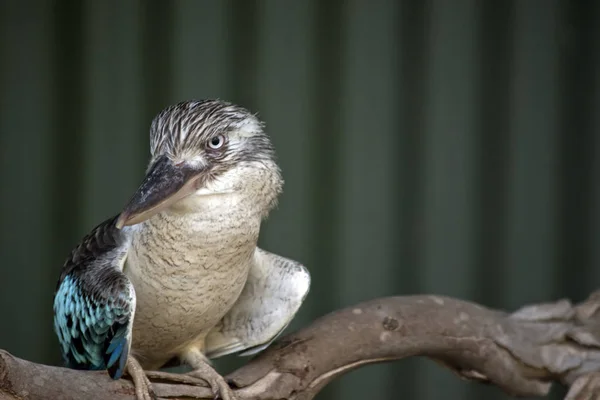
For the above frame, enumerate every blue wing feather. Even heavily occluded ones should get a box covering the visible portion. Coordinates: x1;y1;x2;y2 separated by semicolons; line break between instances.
53;216;134;380
53;274;133;378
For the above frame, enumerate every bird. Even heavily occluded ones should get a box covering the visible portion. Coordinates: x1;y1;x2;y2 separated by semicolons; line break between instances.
52;99;311;400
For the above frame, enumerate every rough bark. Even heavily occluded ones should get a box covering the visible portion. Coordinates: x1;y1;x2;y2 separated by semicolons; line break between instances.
2;292;600;400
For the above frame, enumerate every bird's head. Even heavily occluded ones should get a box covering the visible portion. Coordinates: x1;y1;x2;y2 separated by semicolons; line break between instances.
115;100;282;229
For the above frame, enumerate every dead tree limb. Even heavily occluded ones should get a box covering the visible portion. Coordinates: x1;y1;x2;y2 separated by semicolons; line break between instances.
2;292;600;400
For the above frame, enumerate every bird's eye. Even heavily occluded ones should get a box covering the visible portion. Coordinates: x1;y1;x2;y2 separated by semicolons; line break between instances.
207;135;225;150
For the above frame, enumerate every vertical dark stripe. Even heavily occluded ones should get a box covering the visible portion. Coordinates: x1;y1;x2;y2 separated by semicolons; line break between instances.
140;0;174;133
49;0;85;362
226;0;259;109
50;2;85;263
396;0;430;294
389;0;430;396
307;0;345;399
555;0;596;300
472;0;514;310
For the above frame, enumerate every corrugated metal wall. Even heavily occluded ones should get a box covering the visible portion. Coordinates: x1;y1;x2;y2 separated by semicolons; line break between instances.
1;1;599;399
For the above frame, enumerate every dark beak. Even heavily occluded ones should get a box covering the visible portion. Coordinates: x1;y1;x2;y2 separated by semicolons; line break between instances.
115;155;202;229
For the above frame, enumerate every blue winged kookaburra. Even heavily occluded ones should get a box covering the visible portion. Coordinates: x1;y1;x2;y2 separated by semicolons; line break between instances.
52;100;311;400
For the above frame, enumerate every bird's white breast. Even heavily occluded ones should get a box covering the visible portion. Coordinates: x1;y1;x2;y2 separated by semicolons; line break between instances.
123;194;261;368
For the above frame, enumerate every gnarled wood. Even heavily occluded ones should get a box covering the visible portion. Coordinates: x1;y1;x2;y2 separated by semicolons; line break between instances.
2;292;600;399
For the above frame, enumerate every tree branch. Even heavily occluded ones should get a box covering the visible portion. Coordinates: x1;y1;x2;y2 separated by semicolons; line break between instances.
2;292;600;400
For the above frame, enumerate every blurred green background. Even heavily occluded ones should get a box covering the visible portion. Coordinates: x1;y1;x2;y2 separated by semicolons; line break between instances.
1;0;599;399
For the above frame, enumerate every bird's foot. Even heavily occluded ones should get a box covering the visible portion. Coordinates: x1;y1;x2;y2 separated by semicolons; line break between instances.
187;364;236;400
126;357;157;400
143;369;236;400
144;370;211;385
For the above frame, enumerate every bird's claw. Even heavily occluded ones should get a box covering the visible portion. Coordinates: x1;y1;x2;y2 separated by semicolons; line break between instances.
144;370;207;386
135;374;157;400
127;357;157;400
187;369;236;400
142;369;236;400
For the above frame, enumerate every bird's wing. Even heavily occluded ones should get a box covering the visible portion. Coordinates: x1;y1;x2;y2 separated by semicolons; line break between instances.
53;216;135;380
204;248;310;359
